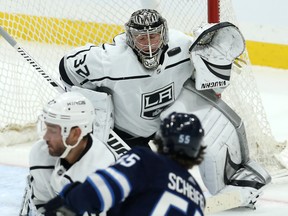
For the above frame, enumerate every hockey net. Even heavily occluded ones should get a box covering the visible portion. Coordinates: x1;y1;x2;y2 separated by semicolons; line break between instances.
0;0;285;171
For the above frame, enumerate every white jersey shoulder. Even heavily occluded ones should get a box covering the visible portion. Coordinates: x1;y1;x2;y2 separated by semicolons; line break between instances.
28;140;58;215
62;30;194;137
28;135;116;215
63;30;193;85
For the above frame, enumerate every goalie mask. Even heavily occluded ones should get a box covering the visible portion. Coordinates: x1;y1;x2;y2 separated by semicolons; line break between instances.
38;92;95;157
159;112;204;158
125;9;168;70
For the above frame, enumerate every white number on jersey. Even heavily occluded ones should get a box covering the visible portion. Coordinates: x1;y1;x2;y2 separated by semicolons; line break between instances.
151;191;201;215
116;153;140;167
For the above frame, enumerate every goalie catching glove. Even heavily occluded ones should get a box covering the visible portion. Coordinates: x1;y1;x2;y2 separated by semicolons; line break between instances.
189;22;245;94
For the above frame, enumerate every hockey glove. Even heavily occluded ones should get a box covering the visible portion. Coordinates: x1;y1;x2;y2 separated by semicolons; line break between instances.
44;195;77;216
189;22;245;94
44;182;81;216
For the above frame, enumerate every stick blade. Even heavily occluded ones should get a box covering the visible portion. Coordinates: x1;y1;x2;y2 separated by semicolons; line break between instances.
205;190;242;214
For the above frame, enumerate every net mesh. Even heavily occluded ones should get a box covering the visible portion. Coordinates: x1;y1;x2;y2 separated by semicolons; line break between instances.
0;0;284;170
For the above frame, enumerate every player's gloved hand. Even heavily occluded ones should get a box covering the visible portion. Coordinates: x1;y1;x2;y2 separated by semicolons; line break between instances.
44;195;77;216
44;182;81;216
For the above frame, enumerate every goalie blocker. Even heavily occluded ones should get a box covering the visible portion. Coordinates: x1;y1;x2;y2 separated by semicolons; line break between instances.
189;22;245;95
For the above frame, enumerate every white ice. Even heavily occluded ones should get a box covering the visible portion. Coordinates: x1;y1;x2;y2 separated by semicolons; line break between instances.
0;66;288;215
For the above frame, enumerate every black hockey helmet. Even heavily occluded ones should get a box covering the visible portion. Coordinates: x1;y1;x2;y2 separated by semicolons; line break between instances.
159;112;204;158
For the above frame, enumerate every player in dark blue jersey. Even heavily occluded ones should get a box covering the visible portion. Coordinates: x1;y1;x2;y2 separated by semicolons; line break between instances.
44;112;206;216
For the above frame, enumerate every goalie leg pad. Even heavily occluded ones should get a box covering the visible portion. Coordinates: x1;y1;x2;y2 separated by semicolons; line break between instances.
162;80;270;195
71;86;114;143
197;108;243;195
183;80;250;163
219;159;271;208
162;82;243;195
228;160;271;188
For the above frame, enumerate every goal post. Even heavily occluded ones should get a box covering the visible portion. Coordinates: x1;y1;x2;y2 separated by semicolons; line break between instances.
208;0;220;23
0;0;284;171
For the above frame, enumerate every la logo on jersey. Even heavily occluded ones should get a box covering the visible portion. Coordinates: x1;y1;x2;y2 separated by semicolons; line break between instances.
141;83;175;119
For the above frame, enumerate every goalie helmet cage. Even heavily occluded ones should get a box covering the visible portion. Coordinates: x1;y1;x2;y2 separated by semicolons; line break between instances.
0;0;284;171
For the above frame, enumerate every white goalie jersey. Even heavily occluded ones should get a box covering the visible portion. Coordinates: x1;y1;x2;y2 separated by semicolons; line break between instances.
59;29;194;137
27;134;118;215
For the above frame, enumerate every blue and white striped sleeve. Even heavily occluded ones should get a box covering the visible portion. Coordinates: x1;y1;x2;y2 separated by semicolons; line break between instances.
87;167;132;211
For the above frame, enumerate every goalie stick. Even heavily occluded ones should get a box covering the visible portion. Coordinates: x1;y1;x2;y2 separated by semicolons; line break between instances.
205;190;243;214
0;26;65;94
0;26;130;216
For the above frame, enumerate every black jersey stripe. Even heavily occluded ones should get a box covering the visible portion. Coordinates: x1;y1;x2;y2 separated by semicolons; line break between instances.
63;174;74;183
164;58;190;70
88;74;150;82
59;57;74;86
30;165;55;170
66;45;96;59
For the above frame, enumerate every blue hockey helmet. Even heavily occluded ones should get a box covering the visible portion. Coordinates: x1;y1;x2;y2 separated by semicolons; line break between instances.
159;112;204;158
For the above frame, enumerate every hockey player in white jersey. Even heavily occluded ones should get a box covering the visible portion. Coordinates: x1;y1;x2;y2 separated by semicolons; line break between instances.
58;9;271;209
44;112;206;216
59;9;192;147
23;91;130;216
